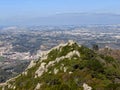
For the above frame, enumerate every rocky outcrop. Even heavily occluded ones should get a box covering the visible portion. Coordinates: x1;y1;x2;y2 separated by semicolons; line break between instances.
83;83;92;90
35;50;80;78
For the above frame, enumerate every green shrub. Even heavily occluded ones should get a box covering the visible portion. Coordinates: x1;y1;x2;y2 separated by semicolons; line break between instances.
106;83;120;90
59;83;70;90
87;59;104;72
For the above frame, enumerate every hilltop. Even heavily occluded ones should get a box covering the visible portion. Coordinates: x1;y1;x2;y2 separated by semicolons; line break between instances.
0;40;120;90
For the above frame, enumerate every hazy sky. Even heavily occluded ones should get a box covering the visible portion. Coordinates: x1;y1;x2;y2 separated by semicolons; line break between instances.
0;0;120;19
0;0;120;25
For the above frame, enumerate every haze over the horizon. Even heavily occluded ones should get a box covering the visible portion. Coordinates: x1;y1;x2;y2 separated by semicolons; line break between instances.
0;0;120;25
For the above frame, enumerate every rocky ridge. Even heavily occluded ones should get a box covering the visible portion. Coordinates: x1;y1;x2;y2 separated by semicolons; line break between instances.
1;40;120;90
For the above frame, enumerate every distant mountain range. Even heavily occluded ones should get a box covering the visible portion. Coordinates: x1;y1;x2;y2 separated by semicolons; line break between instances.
1;13;120;25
